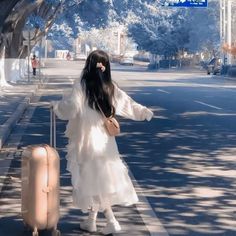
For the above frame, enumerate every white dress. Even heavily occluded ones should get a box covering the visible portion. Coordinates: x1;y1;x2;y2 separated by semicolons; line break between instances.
53;80;153;213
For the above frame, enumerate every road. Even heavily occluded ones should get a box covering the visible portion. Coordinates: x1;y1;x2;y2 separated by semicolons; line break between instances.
1;60;236;236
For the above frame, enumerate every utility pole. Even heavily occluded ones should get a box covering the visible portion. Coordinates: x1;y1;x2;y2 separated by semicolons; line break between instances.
220;0;225;65
27;29;31;83
117;30;121;55
220;0;232;65
44;36;48;59
227;0;232;65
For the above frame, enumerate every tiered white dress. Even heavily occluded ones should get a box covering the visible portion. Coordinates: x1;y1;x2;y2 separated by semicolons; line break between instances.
53;80;152;212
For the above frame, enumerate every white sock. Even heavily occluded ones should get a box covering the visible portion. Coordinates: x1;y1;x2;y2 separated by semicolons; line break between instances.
88;209;98;221
104;207;116;223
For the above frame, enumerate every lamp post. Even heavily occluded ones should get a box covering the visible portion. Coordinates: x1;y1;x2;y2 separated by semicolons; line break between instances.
23;29;34;82
227;0;232;65
44;35;48;59
220;0;232;66
220;0;225;65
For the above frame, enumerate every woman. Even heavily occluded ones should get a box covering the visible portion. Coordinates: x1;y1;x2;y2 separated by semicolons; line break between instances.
52;50;153;235
31;55;38;76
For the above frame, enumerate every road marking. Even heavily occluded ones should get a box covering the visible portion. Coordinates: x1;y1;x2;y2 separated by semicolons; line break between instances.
157;89;170;94
118;159;169;236
129;171;169;236
194;100;222;110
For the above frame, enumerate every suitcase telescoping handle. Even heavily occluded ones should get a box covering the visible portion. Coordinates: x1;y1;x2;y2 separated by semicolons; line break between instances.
50;107;56;148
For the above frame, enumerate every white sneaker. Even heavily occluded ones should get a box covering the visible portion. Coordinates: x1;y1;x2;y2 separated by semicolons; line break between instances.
102;220;121;235
80;219;97;232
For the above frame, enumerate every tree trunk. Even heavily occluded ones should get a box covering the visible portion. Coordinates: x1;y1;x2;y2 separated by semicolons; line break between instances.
1;0;61;59
0;0;61;84
0;46;11;87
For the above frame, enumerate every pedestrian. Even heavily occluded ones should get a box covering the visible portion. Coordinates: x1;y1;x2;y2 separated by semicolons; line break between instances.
31;54;38;76
51;50;153;235
66;52;71;60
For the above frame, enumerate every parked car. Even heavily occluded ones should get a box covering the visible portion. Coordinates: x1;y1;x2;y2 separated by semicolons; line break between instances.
119;55;134;66
74;53;87;61
207;58;222;75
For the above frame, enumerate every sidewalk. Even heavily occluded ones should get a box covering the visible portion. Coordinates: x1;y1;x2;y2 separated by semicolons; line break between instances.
0;79;44;149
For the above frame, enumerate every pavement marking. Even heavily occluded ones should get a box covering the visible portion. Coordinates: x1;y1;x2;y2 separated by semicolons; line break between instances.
128;171;169;236
157;89;170;94
194;100;222;110
119;158;169;236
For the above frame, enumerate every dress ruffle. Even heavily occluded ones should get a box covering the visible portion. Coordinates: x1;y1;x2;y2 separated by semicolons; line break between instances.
66;141;138;212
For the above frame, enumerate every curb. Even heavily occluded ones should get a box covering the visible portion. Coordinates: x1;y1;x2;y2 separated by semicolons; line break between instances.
0;84;39;149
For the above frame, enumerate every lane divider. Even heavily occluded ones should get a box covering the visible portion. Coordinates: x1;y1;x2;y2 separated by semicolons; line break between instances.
157;89;170;94
194;100;222;110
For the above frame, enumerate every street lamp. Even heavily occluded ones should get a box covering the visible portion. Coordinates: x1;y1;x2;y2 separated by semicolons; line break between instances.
227;0;232;65
220;0;232;66
23;29;35;82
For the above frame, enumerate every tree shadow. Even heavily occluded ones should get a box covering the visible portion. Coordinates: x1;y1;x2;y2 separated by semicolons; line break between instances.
116;85;236;235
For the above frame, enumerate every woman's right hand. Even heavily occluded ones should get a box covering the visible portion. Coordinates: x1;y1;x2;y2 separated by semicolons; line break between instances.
141;107;153;121
145;108;153;121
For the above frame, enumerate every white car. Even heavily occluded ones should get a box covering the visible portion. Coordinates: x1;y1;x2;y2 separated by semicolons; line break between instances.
74;54;87;61
119;56;134;66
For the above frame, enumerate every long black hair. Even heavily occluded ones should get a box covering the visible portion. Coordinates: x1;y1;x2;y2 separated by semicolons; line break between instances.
80;50;115;117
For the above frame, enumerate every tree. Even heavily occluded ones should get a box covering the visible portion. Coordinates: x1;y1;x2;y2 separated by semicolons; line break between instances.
128;0;220;67
128;4;190;67
185;0;220;57
0;0;61;58
47;0;111;51
0;0;63;85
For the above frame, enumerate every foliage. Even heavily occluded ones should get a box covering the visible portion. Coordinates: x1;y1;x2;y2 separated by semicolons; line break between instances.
0;0;221;59
0;0;62;58
26;14;45;30
128;4;190;58
127;0;220;58
185;0;220;53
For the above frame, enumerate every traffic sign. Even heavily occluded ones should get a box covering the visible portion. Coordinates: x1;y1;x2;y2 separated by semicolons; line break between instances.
161;0;208;7
23;40;36;46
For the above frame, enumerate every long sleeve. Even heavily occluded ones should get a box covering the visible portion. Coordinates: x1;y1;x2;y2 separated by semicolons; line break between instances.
113;84;153;121
52;82;83;120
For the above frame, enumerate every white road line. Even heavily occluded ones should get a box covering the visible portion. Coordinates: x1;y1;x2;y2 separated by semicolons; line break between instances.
194;100;222;110
157;89;170;94
129;171;169;236
118;157;169;236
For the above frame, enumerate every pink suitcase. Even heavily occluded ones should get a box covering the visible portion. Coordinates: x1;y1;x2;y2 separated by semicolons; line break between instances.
21;108;60;236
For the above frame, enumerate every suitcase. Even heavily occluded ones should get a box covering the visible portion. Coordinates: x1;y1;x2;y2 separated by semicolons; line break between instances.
21;108;60;236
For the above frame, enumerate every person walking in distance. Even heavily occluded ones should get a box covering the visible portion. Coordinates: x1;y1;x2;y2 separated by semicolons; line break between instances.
51;50;153;235
66;52;71;60
31;54;38;76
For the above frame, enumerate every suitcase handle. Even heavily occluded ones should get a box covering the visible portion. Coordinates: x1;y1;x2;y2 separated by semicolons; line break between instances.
50;107;56;148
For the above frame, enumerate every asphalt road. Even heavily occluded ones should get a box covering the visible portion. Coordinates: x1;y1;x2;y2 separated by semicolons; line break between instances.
1;60;236;236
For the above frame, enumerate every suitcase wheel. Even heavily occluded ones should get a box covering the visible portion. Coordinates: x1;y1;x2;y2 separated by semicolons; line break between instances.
32;231;38;236
52;229;61;236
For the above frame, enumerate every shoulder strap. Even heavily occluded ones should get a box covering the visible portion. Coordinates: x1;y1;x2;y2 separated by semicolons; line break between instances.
94;96;106;118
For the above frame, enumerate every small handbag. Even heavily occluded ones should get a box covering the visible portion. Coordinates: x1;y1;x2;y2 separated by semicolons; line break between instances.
95;98;120;136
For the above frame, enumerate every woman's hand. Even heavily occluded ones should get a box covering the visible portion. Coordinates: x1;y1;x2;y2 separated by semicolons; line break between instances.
145;108;153;121
141;107;153;121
